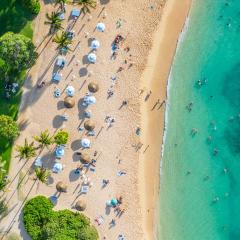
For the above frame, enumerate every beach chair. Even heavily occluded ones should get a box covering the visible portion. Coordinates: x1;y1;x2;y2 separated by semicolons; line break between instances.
95;215;104;226
118;234;125;240
80;185;89;194
71;9;80;18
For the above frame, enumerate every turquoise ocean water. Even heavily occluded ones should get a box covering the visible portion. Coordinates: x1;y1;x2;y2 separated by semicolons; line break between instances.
158;0;240;239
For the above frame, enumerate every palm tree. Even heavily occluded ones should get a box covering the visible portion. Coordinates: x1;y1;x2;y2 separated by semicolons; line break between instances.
53;31;73;51
34;130;53;150
76;0;97;14
16;139;36;161
55;0;70;12
45;11;63;33
35;167;50;185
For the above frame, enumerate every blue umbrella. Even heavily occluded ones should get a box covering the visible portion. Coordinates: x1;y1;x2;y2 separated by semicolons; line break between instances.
111;198;118;206
66;86;75;97
87;53;97;63
55;147;64;158
91;40;100;50
52;162;63;173
96;22;105;32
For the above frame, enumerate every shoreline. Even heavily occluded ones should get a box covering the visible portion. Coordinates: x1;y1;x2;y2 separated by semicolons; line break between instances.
139;0;192;239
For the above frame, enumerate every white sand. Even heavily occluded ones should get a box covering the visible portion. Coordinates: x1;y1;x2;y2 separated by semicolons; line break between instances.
0;0;191;239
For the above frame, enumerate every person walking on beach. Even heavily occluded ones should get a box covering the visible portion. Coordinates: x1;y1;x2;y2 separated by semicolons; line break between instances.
145;91;152;101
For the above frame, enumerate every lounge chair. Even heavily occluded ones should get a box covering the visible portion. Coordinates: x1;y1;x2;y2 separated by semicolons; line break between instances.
95;215;104;225
80;185;89;194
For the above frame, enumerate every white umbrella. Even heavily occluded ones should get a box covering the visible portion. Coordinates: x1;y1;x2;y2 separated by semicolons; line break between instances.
96;23;105;32
91;40;100;50
83;95;96;106
52;162;63;173
55;147;65;158
81;138;91;148
87;53;97;63
66;86;75;97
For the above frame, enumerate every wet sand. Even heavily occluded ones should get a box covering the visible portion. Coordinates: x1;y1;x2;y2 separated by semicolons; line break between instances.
139;0;192;239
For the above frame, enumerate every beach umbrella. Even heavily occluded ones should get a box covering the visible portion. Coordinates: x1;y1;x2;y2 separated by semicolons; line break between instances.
84;120;95;131
52;162;63;173
66;86;75;97
96;22;105;32
87;53;97;63
55;146;65;158
91;40;100;50
75;200;87;211
56;181;67;192
111;198;118;206
80;152;91;163
83;95;96;106
81;138;91;148
88;82;99;93
64;97;75;108
106;200;112;207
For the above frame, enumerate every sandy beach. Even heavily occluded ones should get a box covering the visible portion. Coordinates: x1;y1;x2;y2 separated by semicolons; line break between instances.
139;0;191;239
0;0;191;239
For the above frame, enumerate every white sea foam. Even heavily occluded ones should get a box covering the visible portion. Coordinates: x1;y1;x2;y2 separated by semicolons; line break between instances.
160;16;190;178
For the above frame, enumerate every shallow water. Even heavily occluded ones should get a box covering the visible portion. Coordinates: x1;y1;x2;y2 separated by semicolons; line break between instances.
158;0;240;239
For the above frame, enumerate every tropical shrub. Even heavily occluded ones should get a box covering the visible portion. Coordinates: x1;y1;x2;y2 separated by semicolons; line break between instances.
16;139;36;160
23;196;98;240
0;115;19;140
0;32;37;76
23;0;41;15
54;130;69;145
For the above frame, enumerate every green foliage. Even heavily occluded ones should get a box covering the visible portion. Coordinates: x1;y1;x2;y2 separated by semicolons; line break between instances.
22;0;41;15
76;0;97;14
0;0;33;38
0;115;19;140
34;130;53;149
16;139;36;160
0;32;37;76
45;12;63;33
54;130;69;145
0;0;35;173
35;167;50;184
23;196;54;240
23;196;99;240
53;31;72;51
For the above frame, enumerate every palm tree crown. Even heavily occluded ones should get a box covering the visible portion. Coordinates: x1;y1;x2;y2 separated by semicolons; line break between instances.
45;11;63;33
53;31;73;51
76;0;97;14
34;130;53;150
16;139;36;160
35;167;50;184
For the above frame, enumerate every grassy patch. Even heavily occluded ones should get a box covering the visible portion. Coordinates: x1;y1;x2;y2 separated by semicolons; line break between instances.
0;0;35;171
